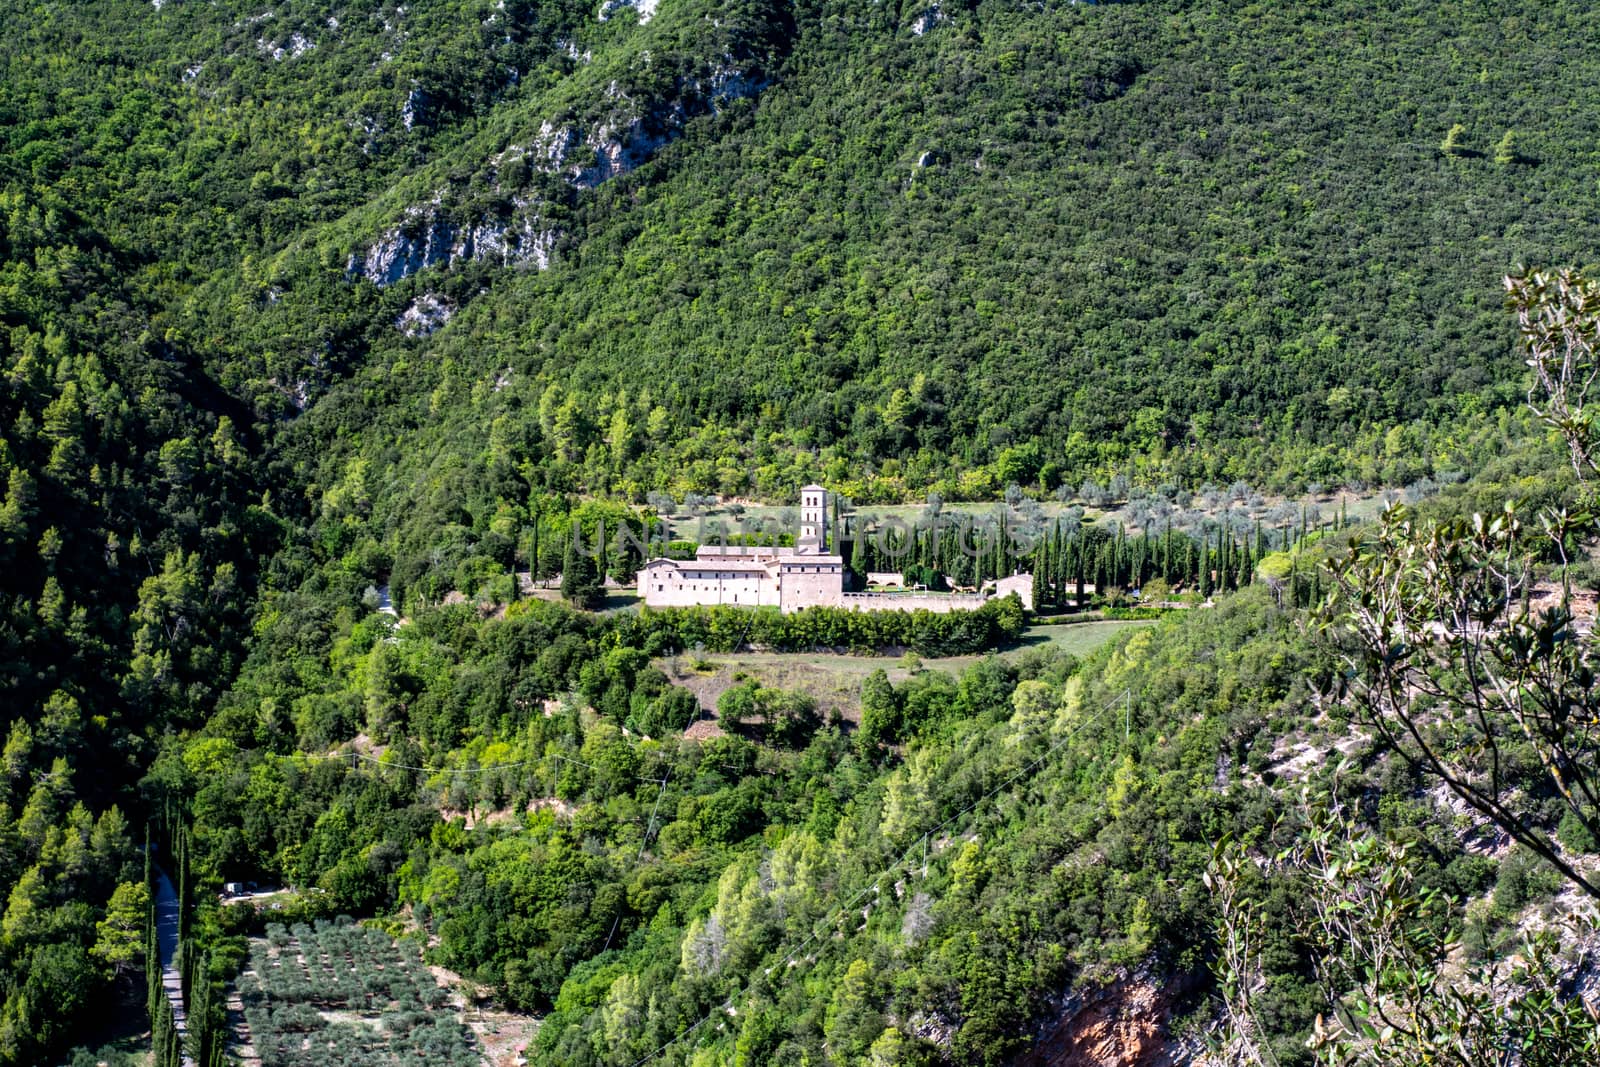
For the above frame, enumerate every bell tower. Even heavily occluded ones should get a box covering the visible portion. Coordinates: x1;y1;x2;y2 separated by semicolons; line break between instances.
798;485;829;554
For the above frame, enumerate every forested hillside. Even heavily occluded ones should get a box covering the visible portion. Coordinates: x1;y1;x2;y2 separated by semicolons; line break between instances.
155;435;1599;1066
10;1;1600;510
0;172;275;1059
3;0;1600;1063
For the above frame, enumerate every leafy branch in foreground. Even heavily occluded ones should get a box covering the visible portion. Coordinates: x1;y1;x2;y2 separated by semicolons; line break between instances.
1207;269;1600;1064
1316;267;1600;902
1507;269;1600;484
1209;795;1600;1067
1319;501;1600;899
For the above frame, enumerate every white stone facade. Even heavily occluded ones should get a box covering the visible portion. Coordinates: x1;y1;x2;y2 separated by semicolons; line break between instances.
986;573;1035;612
639;487;1033;615
640;485;844;613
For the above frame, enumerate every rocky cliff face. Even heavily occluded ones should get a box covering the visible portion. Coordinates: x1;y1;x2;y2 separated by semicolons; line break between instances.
346;3;782;289
347;202;555;288
599;0;661;24
1016;970;1201;1067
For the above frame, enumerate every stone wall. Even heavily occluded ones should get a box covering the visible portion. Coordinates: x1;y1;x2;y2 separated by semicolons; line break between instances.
838;591;989;614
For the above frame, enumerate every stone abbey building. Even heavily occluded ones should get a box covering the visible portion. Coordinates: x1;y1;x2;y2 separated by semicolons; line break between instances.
639;486;1032;614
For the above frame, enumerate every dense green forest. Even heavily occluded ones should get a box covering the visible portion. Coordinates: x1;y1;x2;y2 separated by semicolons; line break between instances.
3;0;1600;1063
155;442;1594;1065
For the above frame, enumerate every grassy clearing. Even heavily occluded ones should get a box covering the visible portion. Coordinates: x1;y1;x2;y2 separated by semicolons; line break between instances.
659;619;1153;728
937;619;1157;670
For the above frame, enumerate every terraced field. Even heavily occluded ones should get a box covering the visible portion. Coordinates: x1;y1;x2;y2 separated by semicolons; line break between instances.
234;921;481;1067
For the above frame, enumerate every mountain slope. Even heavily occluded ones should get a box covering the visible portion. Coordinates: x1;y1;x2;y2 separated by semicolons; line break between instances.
3;1;1600;1062
232;0;1600;528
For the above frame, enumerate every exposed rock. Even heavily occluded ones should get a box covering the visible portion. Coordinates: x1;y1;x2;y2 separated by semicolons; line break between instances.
1428;782;1513;859
347;206;455;285
348;205;555;286
267;376;313;412
1017;971;1198;1067
350;57;764;285
1265;739;1323;782
348;6;778;287
401;87;429;131
701;61;769;107
558;38;594;64
534;61;765;190
396;293;456;337
259;31;314;62
599;0;660;24
570;114;670;189
910;5;947;36
905;1009;958;1049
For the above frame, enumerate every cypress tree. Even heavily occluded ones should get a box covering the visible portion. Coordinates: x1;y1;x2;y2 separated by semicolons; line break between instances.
531;512;542;582
560;539;603;609
1213;526;1225;591
146;902;161;1027
175;825;190;949
994;512;1008;583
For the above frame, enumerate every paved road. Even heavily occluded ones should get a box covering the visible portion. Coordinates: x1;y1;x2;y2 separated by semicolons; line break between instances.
152;864;196;1067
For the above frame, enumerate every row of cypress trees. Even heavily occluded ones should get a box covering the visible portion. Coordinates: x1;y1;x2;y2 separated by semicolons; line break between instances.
144;815;228;1067
1031;514;1339;609
836;503;1350;604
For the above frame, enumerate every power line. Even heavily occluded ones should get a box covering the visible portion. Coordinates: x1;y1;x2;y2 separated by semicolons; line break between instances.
290;740;667;783
603;767;677;956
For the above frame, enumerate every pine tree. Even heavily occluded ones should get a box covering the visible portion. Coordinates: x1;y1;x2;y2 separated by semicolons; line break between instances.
1494;128;1520;165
